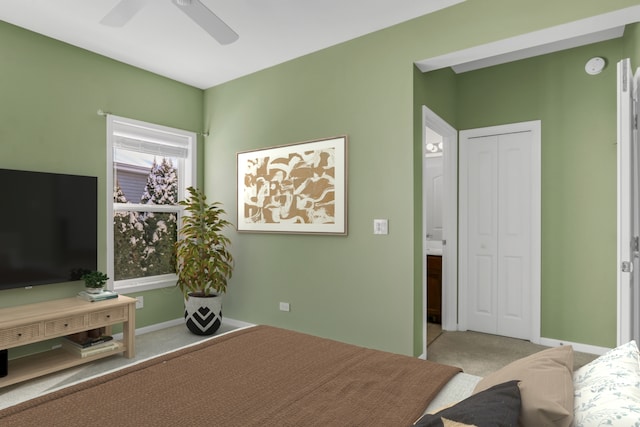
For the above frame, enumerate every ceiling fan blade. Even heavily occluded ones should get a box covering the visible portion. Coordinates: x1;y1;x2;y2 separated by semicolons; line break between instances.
172;0;239;45
100;0;148;27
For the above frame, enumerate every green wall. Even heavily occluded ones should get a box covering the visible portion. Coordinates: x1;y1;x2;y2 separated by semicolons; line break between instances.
0;21;204;357
459;40;623;347
418;38;625;348
2;0;638;358
624;22;640;64
205;0;640;355
204;36;417;353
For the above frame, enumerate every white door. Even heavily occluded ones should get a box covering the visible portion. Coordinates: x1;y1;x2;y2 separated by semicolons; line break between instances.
617;58;640;346
464;136;499;334
460;121;541;341
497;131;533;339
425;156;444;255
422;106;458;359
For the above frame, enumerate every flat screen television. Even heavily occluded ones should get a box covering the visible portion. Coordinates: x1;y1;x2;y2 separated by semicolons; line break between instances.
0;168;98;290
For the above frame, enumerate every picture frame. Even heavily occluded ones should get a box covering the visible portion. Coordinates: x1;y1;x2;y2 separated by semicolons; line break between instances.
236;135;347;235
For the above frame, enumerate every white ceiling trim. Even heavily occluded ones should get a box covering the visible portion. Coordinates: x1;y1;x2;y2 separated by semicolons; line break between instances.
415;5;640;74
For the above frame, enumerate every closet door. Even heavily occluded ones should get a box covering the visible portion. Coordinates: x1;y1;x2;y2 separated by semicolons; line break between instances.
496;131;532;340
465;136;499;335
460;122;540;341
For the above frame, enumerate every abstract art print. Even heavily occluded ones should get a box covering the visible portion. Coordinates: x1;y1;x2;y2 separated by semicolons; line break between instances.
237;136;347;234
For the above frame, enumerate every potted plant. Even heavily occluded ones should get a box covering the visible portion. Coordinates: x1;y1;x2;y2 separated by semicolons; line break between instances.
81;271;109;294
175;187;234;335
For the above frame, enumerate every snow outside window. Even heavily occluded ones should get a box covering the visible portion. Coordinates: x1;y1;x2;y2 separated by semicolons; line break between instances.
106;115;196;293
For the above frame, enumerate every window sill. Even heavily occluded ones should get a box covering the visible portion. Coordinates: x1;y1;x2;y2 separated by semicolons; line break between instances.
113;275;177;294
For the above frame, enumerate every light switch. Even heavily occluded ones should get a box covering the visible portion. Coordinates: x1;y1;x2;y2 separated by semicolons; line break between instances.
373;219;389;235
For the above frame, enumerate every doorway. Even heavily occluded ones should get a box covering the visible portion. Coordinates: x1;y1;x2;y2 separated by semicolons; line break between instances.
421;114;542;355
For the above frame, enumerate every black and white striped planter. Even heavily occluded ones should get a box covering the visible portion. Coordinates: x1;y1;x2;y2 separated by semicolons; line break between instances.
184;293;222;336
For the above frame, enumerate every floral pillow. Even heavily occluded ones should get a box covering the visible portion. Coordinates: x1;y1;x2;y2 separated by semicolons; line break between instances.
573;340;640;427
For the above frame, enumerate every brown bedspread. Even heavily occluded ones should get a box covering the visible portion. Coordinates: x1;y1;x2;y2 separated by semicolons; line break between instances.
0;325;461;426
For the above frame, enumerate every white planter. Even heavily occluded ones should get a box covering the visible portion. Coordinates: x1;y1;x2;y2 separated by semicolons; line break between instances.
184;294;222;335
85;287;103;294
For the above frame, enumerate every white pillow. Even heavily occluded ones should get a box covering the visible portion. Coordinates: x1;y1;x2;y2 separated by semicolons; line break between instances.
572;340;640;427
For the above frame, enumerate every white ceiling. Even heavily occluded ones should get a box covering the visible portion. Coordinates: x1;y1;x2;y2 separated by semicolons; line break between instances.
0;0;464;89
2;2;639;91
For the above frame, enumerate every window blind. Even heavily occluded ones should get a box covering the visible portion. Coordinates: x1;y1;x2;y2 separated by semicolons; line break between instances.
113;136;188;158
111;117;190;159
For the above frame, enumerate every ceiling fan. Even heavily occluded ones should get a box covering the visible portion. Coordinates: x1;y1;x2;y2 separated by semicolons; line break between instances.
100;0;239;45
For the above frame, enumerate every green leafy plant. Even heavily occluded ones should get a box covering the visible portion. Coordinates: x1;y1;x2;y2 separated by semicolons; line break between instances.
174;187;234;298
81;271;109;289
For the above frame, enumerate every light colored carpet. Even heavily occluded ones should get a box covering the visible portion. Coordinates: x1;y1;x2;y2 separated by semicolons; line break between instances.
427;322;443;346
427;330;599;377
0;321;240;410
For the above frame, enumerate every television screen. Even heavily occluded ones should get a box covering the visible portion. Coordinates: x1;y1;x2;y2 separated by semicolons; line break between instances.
0;168;98;290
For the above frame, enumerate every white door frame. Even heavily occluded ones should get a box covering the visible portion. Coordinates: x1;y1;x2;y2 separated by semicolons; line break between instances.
422;106;458;357
458;120;541;344
616;58;639;346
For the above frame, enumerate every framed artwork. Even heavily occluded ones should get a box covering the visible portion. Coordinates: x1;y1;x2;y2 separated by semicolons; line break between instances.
237;135;347;234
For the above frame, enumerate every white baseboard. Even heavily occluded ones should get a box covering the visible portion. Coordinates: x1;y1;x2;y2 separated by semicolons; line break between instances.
112;317;254;340
420;339;608;360
538;337;611;356
124;319;610;357
222;317;255;329
137;318;184;335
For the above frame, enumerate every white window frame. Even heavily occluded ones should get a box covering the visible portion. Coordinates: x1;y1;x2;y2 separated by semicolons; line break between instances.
106;115;196;293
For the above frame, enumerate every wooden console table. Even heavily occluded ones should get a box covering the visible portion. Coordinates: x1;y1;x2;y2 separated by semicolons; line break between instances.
0;295;136;388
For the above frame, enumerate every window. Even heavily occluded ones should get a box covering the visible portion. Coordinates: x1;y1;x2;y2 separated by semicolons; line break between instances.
106;115;196;292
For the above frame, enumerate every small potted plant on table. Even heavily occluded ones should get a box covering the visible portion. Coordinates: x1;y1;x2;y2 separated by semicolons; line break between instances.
81;271;109;294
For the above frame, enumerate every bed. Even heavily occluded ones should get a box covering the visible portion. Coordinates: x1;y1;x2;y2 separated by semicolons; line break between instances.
1;325;637;427
0;325;464;426
424;338;640;427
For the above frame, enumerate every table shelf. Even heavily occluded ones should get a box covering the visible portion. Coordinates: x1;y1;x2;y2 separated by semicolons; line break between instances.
0;296;136;388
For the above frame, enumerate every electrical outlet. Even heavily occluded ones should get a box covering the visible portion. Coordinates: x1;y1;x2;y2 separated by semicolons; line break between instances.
136;296;144;309
279;302;290;312
373;219;389;235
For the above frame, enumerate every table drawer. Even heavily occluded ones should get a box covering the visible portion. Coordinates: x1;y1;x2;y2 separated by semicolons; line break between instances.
45;315;86;336
0;323;41;347
89;307;126;326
